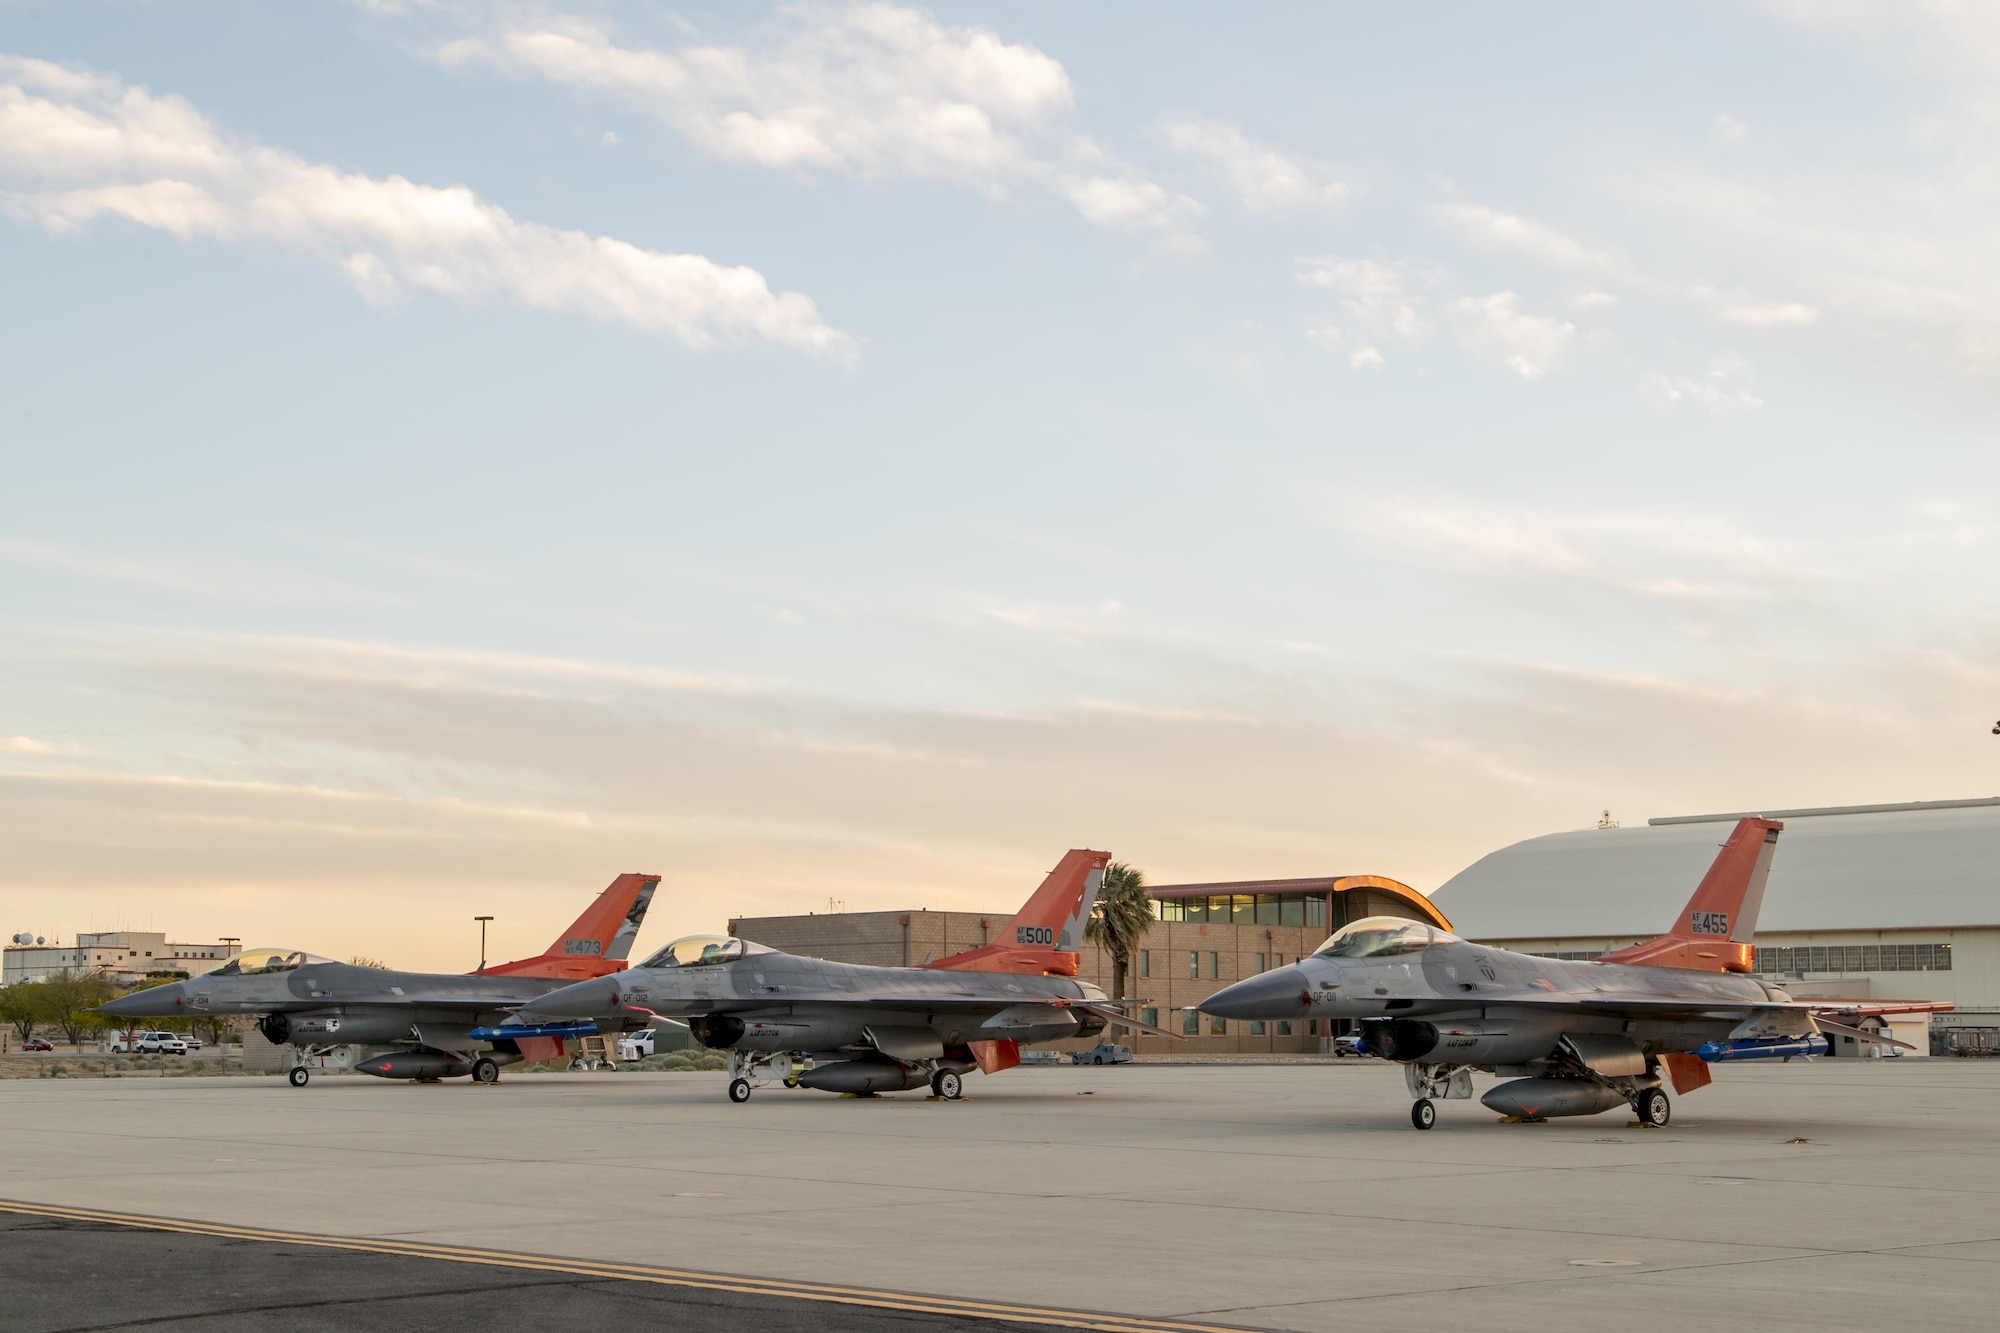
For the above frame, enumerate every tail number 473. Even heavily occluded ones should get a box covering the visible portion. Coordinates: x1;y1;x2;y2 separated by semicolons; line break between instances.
1016;926;1054;946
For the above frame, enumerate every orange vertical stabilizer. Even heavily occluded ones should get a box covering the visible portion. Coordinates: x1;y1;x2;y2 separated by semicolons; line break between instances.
1600;817;1782;973
476;873;661;980
927;849;1110;976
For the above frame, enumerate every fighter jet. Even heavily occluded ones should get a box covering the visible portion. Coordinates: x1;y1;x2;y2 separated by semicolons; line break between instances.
506;849;1177;1102
1199;817;1915;1129
97;872;659;1087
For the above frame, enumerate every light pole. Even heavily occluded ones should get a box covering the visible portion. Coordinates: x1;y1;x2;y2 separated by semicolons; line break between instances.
474;916;494;972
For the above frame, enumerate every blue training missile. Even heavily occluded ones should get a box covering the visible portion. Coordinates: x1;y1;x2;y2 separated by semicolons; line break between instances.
1696;1035;1829;1062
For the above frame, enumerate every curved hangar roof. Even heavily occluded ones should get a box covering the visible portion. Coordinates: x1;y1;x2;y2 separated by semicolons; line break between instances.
1431;798;2000;939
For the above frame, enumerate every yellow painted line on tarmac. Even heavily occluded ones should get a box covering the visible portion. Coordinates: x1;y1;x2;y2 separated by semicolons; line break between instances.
0;1198;1258;1333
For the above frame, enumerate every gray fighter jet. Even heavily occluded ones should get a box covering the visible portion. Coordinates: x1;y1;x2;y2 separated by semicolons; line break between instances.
509;849;1176;1101
97;873;658;1086
1199;818;1909;1128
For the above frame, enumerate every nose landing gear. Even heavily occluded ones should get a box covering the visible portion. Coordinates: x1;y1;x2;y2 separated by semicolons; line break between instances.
1411;1097;1436;1130
287;1066;310;1088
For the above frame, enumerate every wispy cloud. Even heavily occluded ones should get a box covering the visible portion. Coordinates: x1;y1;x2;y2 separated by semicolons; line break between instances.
430;6;1203;245
0;56;852;357
1160;116;1343;215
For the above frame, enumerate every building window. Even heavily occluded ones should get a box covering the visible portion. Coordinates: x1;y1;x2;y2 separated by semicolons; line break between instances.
1250;1020;1266;1035
1306;896;1326;928
1159;899;1184;922
1254;953;1266;974
1276;1020;1292;1036
1255;895;1281;926
1206;951;1220;979
1273;954;1283;968
1182;1009;1200;1035
1281;897;1305;927
1753;942;1954;974
1141;1007;1159;1027
1139;950;1150;979
1188;951;1199;979
1209;1014;1227;1036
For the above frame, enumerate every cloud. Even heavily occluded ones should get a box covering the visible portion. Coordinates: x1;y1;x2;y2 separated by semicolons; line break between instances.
1159;116;1343;215
1431;202;1625;277
432;7;1201;242
1297;257;1433;345
1448;291;1574;378
3;736;60;756
0;56;852;357
1720;301;1819;327
1641;354;1765;414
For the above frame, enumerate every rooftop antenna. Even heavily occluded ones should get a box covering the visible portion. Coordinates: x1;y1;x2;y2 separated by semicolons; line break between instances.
474;916;494;972
1596;809;1620;829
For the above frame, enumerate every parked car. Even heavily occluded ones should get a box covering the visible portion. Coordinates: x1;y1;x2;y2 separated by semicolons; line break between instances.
179;1033;204;1051
23;1037;54;1052
616;1031;655;1062
111;1030;188;1055
1331;1034;1367;1057
1018;1050;1064;1066
1070;1043;1132;1065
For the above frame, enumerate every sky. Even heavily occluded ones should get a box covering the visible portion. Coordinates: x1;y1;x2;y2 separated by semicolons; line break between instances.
5;2;2000;970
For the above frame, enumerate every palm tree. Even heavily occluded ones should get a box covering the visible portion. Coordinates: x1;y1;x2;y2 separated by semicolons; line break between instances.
1085;861;1153;1003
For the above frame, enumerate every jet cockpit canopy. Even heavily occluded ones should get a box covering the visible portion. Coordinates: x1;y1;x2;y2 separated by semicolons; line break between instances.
638;934;773;970
1311;916;1457;960
196;947;336;978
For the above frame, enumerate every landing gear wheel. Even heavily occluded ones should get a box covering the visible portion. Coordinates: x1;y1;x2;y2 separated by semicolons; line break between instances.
471;1057;499;1085
728;1078;753;1104
287;1066;310;1088
932;1070;963;1100
1636;1086;1670;1127
1411;1097;1436;1130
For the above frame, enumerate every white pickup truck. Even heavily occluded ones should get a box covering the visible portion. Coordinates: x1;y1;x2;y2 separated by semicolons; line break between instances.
109;1030;188;1055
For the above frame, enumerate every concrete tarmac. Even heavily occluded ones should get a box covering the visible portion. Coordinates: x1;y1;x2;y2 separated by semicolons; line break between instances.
3;1060;1997;1331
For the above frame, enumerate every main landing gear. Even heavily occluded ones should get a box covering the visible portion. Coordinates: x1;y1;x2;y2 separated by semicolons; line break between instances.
1633;1085;1670;1127
1411;1098;1436;1130
288;1066;310;1088
470;1057;500;1085
931;1069;963;1100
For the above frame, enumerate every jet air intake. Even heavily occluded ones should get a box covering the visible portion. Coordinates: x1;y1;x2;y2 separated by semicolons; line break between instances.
689;1014;746;1049
1359;1019;1438;1061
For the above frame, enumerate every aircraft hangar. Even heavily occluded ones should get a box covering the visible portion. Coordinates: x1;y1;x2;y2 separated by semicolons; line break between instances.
1429;797;2000;1056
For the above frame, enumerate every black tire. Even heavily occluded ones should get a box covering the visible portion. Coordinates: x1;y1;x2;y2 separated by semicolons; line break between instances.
935;1070;963;1100
471;1057;499;1085
1637;1086;1670;1127
1411;1097;1436;1130
288;1066;310;1088
728;1078;752;1104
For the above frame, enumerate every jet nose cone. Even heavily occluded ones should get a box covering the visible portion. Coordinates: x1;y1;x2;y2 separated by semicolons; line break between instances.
1201;964;1311;1020
97;984;182;1017
522;974;621;1020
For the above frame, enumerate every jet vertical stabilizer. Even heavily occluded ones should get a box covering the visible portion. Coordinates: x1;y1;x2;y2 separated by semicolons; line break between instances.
927;849;1110;976
477;873;661;981
1599;817;1781;973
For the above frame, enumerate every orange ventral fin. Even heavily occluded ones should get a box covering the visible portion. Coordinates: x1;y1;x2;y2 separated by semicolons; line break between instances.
1600;818;1782;974
512;1035;565;1065
1659;1051;1713;1095
968;1039;1021;1075
475;873;661;980
926;850;1110;976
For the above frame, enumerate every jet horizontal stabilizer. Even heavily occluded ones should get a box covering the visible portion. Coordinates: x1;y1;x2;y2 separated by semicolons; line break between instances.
1813;1018;1916;1051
